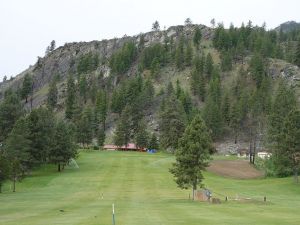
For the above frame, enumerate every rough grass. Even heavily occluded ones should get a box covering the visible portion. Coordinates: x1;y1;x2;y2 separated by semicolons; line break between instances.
1;151;300;225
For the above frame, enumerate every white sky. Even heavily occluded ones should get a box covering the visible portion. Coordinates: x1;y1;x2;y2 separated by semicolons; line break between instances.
0;0;299;80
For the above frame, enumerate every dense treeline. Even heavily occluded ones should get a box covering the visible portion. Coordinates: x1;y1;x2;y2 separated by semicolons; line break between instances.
0;91;77;192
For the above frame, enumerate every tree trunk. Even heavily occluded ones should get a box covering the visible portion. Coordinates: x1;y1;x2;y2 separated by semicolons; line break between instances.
13;177;16;192
234;132;237;144
192;183;197;201
58;163;61;172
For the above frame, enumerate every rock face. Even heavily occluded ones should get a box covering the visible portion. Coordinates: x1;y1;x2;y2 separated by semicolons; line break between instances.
275;21;300;33
268;59;300;87
0;24;212;97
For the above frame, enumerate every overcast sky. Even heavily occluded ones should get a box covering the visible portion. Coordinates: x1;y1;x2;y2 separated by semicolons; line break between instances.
1;0;299;80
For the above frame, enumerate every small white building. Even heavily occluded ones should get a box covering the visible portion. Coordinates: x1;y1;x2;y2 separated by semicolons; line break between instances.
257;152;272;159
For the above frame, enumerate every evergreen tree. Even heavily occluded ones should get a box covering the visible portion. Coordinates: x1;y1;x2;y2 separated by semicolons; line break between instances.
27;108;55;164
281;109;300;182
230;101;242;144
50;40;56;52
149;133;159;150
21;73;33;103
97;127;106;148
203;73;223;139
50;120;77;172
79;75;88;103
0;91;23;142
47;77;58;110
113;106;131;147
193;26;202;49
0;153;10;193
205;53;214;79
152;21;160;31
170;114;213;200
4;118;31;192
150;57;160;78
76;108;93;147
95;90;108;131
295;41;300;67
222;91;231;125
249;53;265;87
175;36;185;70
159;95;186;151
221;50;233;72
185;42;193;66
268;80;297;176
184;18;192;26
135;120;149;148
65;74;76;120
141;78;155;107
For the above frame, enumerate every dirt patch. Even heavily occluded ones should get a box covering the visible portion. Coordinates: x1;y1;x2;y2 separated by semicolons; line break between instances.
207;160;264;179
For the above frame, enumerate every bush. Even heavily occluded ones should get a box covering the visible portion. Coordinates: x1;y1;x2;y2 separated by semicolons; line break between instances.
93;145;100;150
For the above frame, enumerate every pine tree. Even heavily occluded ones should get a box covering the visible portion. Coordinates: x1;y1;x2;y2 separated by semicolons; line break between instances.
113;106;131;147
95;90;107;131
76;108;93;147
152;21;160;31
0;153;10;193
205;53;214;79
159;95;186;151
79;75;88;103
222;92;231;125
199;73;206;102
97;127;106;148
221;50;233;72
175;36;185;70
170;114;213;200
295;41;300;67
21;74;33;103
230;101;241;144
185;42;193;66
268;80;297;176
249;53;265;87
0;91;23;142
193;26;202;49
150;57;160;78
4;117;31;192
65;74;76;120
47;77;58;110
135;120;149;149
203;74;223;139
281;109;300;182
50;120;77;172
149;133;159;150
27;108;55;164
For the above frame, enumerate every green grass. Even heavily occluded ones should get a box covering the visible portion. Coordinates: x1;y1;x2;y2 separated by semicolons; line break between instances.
1;151;300;225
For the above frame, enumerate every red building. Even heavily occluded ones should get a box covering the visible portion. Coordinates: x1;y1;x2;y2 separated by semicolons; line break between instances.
103;143;146;152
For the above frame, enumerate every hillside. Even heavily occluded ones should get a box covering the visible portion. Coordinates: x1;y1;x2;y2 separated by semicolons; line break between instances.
0;22;300;153
1;151;300;225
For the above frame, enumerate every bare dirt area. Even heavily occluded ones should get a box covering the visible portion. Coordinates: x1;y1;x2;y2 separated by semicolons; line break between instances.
207;160;264;179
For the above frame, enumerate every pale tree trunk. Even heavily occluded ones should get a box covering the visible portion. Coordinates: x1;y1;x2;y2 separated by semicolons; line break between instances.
192;182;197;201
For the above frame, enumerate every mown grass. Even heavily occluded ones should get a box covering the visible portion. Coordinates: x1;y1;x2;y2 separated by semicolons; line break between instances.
0;151;300;225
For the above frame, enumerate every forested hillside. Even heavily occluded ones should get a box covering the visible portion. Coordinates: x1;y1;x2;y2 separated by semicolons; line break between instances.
1;20;300;185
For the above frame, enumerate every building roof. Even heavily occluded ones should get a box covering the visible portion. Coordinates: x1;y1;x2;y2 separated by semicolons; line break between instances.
103;143;146;151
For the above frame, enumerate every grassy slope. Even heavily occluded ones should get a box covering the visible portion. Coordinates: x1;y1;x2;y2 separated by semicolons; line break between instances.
1;151;300;225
